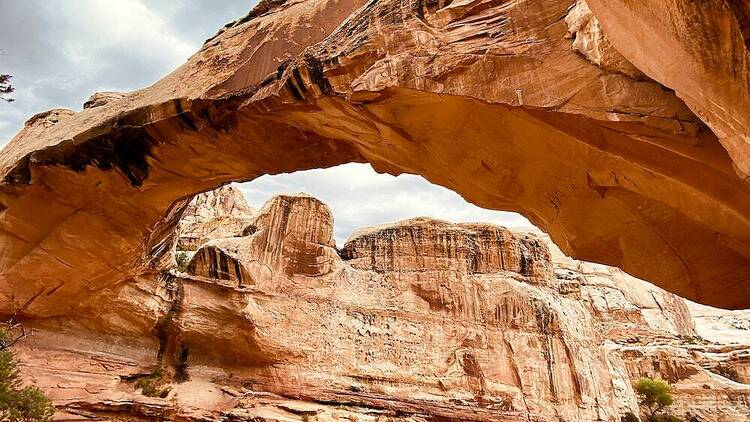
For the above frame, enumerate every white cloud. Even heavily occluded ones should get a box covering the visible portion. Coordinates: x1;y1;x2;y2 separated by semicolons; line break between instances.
55;0;194;69
0;0;249;144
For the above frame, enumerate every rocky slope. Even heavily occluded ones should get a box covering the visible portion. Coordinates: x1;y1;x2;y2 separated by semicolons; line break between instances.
12;187;750;421
1;0;749;316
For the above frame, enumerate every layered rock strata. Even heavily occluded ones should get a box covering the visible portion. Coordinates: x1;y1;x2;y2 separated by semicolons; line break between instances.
11;190;750;421
1;0;749;316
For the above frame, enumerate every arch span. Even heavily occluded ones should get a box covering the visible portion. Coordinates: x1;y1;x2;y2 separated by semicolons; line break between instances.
1;0;749;315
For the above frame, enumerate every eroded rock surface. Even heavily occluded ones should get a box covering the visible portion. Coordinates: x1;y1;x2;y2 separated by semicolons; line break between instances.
12;189;750;421
188;193;338;286
1;0;749;316
565;0;645;79
342;218;552;280
177;185;256;252
586;0;750;179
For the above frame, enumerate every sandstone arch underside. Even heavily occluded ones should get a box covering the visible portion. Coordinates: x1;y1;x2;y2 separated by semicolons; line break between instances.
0;0;749;315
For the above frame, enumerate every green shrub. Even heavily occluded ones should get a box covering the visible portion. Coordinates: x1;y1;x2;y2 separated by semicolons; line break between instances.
635;377;673;420
0;329;55;421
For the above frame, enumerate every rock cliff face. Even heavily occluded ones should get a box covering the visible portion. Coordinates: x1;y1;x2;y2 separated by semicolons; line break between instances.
1;0;749;316
341;219;552;280
12;189;750;421
177;185;256;252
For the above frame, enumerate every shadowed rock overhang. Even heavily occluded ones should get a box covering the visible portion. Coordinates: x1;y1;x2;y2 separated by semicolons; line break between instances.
0;0;749;315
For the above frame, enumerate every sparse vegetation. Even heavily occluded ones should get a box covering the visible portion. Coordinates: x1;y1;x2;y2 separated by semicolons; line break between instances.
623;377;712;421
676;335;704;345
712;363;740;382
635;377;675;421
133;368;170;398
0;321;55;421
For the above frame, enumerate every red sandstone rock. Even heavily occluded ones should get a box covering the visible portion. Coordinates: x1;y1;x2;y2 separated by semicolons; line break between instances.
0;0;748;317
177;184;256;252
11;189;750;421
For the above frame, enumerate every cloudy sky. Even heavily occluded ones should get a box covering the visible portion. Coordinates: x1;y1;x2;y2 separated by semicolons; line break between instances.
0;0;529;245
239;165;530;245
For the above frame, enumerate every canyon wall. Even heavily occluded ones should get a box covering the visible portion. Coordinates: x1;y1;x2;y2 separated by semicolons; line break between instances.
12;187;750;421
1;0;749;317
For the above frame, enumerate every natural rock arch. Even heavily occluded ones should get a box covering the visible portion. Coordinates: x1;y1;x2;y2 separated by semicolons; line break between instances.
0;0;749;316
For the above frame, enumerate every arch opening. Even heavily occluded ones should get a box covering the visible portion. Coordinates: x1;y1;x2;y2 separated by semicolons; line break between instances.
236;163;532;246
2;87;749;318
